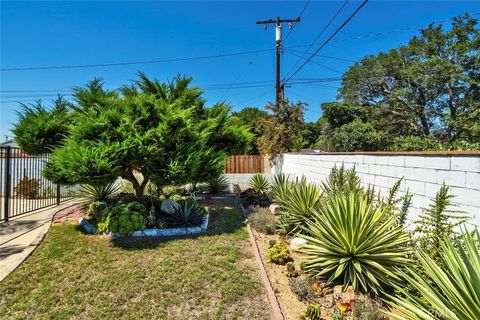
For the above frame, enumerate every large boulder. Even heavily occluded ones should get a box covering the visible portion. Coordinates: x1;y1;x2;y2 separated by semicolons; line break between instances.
161;199;180;214
290;237;308;252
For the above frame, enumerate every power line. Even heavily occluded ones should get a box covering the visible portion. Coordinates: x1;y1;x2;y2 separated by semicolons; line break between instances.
0;76;344;99
283;0;369;84
0;48;273;72
289;11;480;49
284;49;343;74
283;0;349;81
286;49;356;63
283;0;311;43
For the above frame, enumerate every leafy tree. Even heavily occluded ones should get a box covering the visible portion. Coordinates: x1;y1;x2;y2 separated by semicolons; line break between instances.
232;107;270;154
13;97;72;155
339;14;480;144
258;99;305;161
329;120;384;152
321;102;368;130
312;102;383;152
302;119;323;148
14;74;252;203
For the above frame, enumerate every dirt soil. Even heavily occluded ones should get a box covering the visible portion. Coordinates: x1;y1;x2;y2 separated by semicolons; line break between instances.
253;229;309;320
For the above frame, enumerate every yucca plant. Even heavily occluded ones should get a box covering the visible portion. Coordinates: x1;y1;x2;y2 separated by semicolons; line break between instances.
248;173;270;194
207;173;229;194
166;198;206;227
270;172;290;200
81;182;120;203
276;178;323;235
386;228;480;320
300;193;410;294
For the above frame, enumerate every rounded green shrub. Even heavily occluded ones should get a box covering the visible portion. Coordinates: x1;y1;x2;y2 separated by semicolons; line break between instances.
266;242;293;265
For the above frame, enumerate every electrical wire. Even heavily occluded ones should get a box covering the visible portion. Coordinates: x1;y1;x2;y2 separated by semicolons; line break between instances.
283;0;312;44
284;49;343;74
283;0;369;84
0;48;274;72
282;0;349;81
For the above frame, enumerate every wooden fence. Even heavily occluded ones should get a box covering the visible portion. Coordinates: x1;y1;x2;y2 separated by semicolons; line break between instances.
224;155;267;173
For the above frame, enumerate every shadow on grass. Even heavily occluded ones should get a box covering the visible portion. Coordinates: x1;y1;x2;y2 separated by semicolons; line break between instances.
110;200;246;250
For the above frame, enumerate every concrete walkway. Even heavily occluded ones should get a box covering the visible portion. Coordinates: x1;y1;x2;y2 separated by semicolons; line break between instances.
0;200;79;281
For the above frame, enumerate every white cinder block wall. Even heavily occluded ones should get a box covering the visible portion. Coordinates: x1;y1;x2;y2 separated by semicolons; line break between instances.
225;173;272;192
272;153;480;227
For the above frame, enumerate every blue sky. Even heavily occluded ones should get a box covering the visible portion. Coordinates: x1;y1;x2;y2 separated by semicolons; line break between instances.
1;1;479;140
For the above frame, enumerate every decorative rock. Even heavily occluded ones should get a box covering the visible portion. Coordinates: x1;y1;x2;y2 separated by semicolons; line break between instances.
290;237;308;251
143;229;158;236
132;230;144;237
161;199;180;214
334;285;355;303
269;204;282;215
78;217;96;234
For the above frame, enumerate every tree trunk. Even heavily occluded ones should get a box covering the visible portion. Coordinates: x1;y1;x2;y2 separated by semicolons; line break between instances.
121;168;149;205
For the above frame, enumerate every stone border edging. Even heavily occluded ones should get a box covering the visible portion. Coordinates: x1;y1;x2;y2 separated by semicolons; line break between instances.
79;213;210;238
237;198;284;320
0;200;80;282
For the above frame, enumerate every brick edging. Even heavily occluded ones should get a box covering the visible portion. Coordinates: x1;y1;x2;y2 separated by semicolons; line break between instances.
237;198;284;320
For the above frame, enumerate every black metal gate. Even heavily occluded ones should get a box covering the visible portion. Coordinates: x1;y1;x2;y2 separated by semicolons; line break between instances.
0;146;77;222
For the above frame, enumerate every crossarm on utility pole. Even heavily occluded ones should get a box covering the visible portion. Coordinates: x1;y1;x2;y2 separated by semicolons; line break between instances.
255;16;301;106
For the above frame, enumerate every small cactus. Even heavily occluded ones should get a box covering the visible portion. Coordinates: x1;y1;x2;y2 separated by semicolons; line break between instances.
268;239;277;248
286;262;298;277
300;304;322;320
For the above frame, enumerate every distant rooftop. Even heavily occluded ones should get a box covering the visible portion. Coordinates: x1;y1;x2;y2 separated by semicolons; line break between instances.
0;140;18;148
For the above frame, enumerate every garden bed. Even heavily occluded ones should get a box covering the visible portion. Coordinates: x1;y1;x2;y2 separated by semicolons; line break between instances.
246;206;388;320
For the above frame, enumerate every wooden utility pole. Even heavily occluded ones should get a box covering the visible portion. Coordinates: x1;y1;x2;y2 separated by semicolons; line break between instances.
256;16;300;106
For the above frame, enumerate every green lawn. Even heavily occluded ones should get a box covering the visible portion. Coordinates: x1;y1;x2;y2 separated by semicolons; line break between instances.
0;202;270;320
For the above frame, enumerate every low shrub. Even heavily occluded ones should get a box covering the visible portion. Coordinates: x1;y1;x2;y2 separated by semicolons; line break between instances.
289;277;316;302
95;200;147;235
266;242;292;265
248;209;277;234
166;198;206;227
14;176;41;199
240;188;271;207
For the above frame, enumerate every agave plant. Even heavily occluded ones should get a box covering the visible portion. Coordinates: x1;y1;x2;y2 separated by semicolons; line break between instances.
81;182;120;203
248;173;270;194
385;228;480;320
207;173;229;194
276;178;323;235
300;193;410;294
166;198;206;227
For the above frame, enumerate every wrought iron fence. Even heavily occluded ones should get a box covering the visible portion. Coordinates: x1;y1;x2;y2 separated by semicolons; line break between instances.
0;146;78;222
